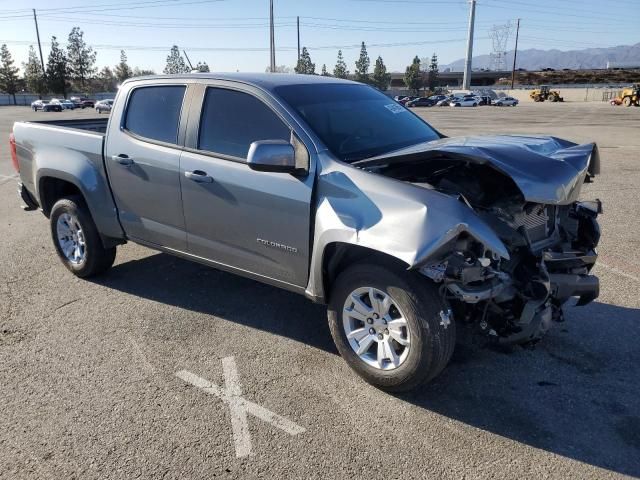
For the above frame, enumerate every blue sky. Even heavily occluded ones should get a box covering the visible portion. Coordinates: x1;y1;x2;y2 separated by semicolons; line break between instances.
0;0;638;74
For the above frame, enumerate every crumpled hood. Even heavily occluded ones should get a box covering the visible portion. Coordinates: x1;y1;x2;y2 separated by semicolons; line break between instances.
360;135;600;204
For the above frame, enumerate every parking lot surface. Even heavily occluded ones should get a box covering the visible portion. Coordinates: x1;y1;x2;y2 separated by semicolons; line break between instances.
1;103;639;479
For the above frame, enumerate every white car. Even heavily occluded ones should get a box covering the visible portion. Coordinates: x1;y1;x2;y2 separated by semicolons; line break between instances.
96;99;114;114
450;95;478;107
494;96;519;106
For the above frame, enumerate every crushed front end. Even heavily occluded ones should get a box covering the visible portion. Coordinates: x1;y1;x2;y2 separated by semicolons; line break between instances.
420;198;601;345
360;135;604;345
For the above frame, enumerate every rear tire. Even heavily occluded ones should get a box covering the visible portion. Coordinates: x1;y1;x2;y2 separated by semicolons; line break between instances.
50;196;116;278
328;261;455;392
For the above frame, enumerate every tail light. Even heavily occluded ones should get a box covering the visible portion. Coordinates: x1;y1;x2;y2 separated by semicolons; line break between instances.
9;132;18;173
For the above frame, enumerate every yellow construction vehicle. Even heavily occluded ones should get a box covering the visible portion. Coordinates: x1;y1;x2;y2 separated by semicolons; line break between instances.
530;85;564;102
620;84;640;106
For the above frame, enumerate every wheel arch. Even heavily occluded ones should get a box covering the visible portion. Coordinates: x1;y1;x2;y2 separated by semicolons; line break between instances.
312;242;411;305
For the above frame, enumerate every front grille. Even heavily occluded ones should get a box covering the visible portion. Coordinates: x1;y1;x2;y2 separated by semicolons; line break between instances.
512;205;556;244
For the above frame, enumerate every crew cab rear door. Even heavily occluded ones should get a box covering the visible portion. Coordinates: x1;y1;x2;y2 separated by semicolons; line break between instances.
105;83;188;251
180;83;314;289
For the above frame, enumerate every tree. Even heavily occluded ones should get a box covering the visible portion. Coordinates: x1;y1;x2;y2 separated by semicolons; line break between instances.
96;66;117;92
23;46;47;97
0;44;20;104
404;55;423;95
321;64;330;76
265;65;291;73
294;47;315;75
163;45;189;74
132;67;156;77
428;52;439;91
196;61;210;72
46;36;69;97
372;56;391;91
67;27;96;90
114;50;132;83
354;42;370;84
333;50;349;79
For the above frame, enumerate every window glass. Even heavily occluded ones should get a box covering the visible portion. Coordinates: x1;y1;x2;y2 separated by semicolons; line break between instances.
198;88;290;158
125;85;186;144
274;83;440;163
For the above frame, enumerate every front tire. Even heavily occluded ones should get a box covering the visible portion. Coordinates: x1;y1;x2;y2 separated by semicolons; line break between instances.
50;196;116;278
328;262;455;392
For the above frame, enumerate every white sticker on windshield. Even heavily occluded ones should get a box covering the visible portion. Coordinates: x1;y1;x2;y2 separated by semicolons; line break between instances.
384;103;406;114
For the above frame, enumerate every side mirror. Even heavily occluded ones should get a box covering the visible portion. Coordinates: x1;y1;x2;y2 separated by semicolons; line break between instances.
247;140;296;173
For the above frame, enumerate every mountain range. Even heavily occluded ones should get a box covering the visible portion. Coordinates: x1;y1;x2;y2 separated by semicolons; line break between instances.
443;43;640;71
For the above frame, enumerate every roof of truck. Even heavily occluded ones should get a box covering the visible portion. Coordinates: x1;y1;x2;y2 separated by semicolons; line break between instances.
124;72;359;91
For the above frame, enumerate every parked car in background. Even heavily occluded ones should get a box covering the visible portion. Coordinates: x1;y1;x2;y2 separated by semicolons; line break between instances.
70;97;96;109
450;95;479;107
30;100;62;112
95;99;114;114
59;99;76;110
494;96;519;107
394;95;408;103
406;97;434;107
399;96;418;105
476;95;492;106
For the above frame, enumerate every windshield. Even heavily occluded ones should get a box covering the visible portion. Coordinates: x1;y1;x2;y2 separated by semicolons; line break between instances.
275;83;441;162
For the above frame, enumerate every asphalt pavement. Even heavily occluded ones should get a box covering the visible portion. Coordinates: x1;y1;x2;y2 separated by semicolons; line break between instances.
0;102;639;479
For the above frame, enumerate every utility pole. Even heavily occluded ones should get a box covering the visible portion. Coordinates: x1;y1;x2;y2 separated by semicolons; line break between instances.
297;16;300;62
510;18;521;89
183;49;194;70
32;9;46;75
462;0;476;91
269;0;276;72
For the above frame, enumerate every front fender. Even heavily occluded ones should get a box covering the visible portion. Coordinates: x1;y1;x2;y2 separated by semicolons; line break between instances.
305;162;508;302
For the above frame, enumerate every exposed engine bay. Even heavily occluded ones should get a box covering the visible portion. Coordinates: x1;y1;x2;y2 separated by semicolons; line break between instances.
360;139;602;345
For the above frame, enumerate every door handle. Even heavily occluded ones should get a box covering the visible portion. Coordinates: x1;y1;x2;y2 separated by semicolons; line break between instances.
185;170;214;183
112;154;134;166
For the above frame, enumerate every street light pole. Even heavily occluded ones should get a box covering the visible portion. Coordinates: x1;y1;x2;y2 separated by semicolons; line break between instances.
269;0;276;72
510;18;521;89
462;0;476;90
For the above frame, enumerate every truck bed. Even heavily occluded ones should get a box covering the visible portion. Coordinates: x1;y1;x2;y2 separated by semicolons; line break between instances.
22;117;109;134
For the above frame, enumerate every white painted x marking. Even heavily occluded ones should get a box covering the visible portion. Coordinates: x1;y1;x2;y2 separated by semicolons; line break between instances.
176;357;306;458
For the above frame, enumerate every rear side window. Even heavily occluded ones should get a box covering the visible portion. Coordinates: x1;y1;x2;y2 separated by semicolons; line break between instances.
198;88;290;159
124;85;186;144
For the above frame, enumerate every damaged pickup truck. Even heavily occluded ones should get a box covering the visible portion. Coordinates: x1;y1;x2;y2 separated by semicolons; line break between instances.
11;74;602;391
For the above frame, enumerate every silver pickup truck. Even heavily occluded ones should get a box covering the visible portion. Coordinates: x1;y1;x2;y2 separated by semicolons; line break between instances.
10;73;602;391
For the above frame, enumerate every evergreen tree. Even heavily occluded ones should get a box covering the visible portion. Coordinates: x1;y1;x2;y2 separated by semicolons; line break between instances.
114;50;132;83
196;61;210;72
96;66;117;92
0;44;20;105
354;42;370;84
428;52;439;91
372;56;391;91
333;50;349;79
404;56;423;95
23;46;47;97
46;36;69;97
321;64;330;76
67;27;96;90
163;45;189;74
132;67;156;77
265;65;291;73
294;47;315;75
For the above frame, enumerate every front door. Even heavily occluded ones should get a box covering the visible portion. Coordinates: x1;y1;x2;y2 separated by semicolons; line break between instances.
180;86;313;288
105;84;188;250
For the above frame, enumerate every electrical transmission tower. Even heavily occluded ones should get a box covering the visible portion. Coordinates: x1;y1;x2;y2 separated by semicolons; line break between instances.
488;22;513;71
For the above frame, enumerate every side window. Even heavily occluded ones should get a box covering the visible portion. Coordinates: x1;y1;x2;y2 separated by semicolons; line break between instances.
198;87;290;159
124;85;186;144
